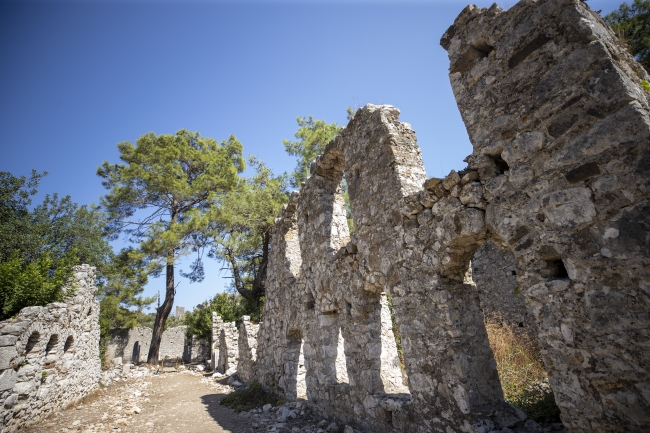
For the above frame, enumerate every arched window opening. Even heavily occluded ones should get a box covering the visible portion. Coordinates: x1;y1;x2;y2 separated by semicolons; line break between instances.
335;328;349;384
471;240;562;424
380;294;410;394
25;331;40;354
64;335;74;352
45;334;59;355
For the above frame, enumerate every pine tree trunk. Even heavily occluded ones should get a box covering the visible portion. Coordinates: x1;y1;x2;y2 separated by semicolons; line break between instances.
147;254;175;365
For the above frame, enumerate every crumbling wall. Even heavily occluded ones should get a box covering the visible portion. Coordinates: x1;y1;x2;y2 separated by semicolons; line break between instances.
105;327;152;365
106;326;208;364
237;316;259;382
441;0;650;430
212;315;238;374
238;0;650;432
184;335;210;363
0;265;101;433
471;240;536;337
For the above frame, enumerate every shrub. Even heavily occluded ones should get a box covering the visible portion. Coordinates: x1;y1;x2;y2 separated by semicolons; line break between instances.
485;322;561;423
219;382;279;412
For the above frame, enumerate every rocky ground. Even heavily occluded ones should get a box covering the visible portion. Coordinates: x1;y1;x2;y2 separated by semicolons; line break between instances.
21;364;356;433
21;363;563;433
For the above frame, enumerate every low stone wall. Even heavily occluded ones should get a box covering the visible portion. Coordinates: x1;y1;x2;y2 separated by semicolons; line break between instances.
106;326;209;364
0;265;101;433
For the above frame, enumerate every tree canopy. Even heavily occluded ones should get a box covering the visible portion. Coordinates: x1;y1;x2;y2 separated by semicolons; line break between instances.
283;116;342;187
605;0;650;71
97;129;245;364
184;292;260;341
0;171;113;320
206;157;288;303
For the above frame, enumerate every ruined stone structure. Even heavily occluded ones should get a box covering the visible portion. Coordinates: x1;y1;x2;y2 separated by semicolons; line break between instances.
237;316;259;382
106;326;209;365
0;265;101;433
211;313;239;374
471;241;535;337
234;1;650;432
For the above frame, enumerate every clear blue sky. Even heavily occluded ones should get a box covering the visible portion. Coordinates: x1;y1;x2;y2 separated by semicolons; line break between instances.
0;0;621;313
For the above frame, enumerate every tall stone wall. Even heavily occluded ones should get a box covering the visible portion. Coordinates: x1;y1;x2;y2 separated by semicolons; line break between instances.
0;265;101;433
471;240;536;337
237;1;650;431
441;0;650;430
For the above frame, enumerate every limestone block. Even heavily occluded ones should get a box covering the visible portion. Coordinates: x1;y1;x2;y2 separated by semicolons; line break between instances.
0;369;17;392
0;347;17;370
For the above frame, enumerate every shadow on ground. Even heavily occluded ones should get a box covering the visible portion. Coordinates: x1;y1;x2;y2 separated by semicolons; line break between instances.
200;392;244;431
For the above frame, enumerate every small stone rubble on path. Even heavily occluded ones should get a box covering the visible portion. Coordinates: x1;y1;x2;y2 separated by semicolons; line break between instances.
210;369;560;433
24;360;563;433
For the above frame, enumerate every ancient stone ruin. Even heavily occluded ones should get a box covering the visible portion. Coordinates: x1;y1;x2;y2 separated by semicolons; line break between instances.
106;325;209;365
2;0;649;432
0;265;100;432
228;0;650;432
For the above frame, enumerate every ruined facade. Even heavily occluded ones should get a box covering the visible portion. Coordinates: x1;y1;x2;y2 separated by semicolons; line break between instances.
106;326;209;365
471;241;535;337
236;1;650;432
211;313;239;374
0;265;101;433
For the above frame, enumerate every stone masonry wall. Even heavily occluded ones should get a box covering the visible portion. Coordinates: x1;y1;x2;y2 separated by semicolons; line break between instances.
441;0;650;430
0;265;101;433
237;1;650;431
106;326;208;364
105;327;152;365
212;315;238;374
471;240;536;338
237;316;259;383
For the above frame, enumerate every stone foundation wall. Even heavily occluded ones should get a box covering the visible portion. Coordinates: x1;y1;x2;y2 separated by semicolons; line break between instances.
0;265;101;433
235;1;650;431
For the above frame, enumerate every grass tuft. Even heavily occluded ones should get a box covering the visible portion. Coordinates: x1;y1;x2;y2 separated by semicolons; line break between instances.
486;322;561;423
220;381;279;413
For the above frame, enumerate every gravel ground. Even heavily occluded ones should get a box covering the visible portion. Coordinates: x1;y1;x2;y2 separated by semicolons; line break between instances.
21;369;350;433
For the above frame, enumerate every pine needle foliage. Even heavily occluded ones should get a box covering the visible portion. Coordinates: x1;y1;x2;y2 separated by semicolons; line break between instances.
605;0;650;71
97;129;245;364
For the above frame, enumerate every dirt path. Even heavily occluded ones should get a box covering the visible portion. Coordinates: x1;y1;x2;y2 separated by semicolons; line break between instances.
23;371;249;433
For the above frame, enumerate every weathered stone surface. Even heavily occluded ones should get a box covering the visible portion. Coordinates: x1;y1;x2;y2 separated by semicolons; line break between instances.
106;325;209;365
230;1;650;431
211;314;239;374
0;265;101;432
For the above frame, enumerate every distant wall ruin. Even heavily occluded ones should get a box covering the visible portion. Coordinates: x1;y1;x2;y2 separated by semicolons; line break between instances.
0;265;101;433
233;0;650;432
106;325;209;365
